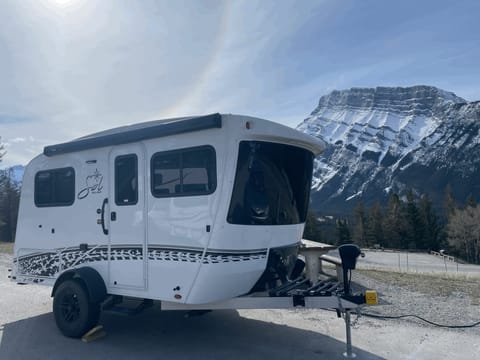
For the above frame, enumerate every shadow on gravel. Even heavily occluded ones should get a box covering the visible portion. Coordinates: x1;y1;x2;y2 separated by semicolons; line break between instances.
0;308;385;360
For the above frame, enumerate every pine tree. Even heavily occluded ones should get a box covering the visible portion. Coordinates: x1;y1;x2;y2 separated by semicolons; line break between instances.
352;200;367;246
365;202;384;248
419;194;441;250
336;219;351;245
303;210;321;242
444;184;456;217
383;193;406;249
405;189;424;249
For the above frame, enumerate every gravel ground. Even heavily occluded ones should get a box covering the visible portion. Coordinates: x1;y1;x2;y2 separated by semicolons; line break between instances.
327;249;480;334
1;252;480;359
351;269;480;333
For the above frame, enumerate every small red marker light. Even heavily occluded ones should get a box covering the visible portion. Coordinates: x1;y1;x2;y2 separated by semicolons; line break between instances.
174;294;182;300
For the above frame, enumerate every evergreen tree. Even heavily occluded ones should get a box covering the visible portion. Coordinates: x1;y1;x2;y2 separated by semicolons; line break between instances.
405;189;424;249
419;194;442;250
352;200;367;246
383;193;406;249
303;210;321;242
444;184;456;217
336;219;351;245
365;202;384;247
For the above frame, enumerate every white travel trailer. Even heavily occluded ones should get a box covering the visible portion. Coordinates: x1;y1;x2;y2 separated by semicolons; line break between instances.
12;113;373;353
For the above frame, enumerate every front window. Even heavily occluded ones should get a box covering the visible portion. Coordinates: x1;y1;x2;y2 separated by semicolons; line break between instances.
227;141;314;225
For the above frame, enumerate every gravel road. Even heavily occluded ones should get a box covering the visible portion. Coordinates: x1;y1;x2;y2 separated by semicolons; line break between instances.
1;253;479;360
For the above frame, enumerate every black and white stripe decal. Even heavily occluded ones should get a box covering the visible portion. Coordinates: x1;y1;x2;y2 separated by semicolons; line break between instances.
14;245;268;278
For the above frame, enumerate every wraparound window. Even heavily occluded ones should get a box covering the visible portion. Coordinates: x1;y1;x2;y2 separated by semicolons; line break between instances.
227;141;313;225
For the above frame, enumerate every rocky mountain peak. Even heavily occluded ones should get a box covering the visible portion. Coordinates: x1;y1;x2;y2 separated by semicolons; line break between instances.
297;86;480;214
311;85;465;117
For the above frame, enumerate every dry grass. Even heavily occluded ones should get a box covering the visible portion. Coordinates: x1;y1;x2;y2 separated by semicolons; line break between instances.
0;242;14;255
358;268;480;305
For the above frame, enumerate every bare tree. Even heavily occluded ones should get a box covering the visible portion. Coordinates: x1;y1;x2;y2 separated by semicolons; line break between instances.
447;205;480;264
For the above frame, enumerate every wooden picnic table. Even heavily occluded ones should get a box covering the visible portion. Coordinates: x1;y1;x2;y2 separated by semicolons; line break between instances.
299;239;337;283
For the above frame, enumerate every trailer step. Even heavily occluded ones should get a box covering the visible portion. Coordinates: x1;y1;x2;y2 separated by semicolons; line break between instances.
103;297;154;316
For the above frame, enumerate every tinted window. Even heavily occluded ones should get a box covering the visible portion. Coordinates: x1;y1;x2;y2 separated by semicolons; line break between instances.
115;154;138;206
227;141;313;225
35;167;75;207
151;146;216;197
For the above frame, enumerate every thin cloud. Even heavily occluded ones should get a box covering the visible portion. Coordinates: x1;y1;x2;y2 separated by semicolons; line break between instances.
1;0;479;167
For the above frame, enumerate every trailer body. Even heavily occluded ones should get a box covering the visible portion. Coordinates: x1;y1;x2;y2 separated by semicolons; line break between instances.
13;113;324;304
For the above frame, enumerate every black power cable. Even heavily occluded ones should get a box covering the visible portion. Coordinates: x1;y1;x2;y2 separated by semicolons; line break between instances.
333;248;479;330
360;312;480;329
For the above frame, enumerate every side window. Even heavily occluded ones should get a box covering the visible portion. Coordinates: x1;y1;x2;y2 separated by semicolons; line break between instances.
151;146;216;197
115;154;138;206
34;167;75;207
152;152;181;195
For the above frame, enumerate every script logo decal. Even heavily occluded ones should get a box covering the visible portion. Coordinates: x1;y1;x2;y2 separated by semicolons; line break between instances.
77;169;104;199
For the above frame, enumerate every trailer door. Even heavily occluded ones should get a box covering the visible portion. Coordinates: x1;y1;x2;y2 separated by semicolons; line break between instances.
108;145;147;289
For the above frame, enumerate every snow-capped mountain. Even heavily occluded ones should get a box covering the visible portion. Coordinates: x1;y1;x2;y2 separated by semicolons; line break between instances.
297;85;480;214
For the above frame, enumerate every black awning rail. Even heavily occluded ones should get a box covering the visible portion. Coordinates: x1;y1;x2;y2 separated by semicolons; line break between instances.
44;113;222;157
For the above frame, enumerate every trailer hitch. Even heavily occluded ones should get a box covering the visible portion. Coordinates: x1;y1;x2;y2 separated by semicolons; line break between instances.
338;244;363;295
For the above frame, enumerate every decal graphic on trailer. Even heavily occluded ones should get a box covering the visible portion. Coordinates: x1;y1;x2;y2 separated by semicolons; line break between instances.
77;169;104;199
14;246;268;278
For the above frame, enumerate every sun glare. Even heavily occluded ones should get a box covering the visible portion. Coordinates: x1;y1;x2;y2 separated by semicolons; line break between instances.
47;0;78;8
50;0;75;4
42;0;85;15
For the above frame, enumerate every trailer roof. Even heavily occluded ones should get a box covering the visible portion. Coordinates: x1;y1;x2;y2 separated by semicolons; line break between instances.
43;113;222;157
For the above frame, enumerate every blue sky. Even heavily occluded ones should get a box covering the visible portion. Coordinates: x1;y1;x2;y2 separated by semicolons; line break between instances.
1;0;479;166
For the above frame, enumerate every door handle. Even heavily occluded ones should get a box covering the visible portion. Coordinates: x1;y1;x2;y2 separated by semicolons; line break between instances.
100;198;109;235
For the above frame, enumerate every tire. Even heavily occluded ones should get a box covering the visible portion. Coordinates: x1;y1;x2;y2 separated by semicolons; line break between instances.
53;279;100;338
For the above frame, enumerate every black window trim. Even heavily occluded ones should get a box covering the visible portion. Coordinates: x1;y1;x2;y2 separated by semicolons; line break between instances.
150;145;217;198
34;167;76;208
114;153;139;206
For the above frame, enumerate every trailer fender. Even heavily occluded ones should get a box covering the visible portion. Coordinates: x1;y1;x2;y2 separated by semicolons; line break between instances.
52;267;107;304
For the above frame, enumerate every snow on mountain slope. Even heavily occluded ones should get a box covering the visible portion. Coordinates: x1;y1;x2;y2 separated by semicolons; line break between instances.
297;86;480;214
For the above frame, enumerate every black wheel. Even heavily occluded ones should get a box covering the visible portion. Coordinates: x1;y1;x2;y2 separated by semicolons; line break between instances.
53;279;100;338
